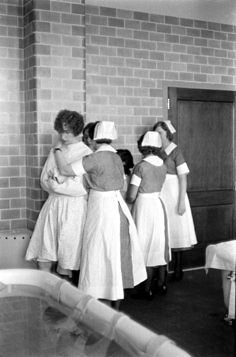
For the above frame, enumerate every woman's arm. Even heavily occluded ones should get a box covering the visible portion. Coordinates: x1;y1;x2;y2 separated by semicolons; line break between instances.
178;174;187;215
40;150;57;193
54;148;76;176
126;184;139;204
126;165;141;204
48;175;87;196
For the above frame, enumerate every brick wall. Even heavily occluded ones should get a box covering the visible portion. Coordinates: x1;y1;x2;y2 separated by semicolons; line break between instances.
0;0;85;232
0;1;235;231
0;0;25;231
24;0;86;230
85;5;236;158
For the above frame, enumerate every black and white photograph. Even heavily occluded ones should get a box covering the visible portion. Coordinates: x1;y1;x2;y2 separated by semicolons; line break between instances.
0;1;235;356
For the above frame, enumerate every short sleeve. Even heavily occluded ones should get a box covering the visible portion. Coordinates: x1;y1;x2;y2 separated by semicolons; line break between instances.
82;154;98;172
130;174;141;187
175;149;190;175
130;163;143;187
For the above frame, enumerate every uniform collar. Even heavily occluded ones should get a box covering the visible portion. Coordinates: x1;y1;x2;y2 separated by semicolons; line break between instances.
164;142;177;155
96;144;117;153
143;155;163;166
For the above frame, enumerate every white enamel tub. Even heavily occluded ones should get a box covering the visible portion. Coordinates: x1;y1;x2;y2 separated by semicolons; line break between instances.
0;269;192;357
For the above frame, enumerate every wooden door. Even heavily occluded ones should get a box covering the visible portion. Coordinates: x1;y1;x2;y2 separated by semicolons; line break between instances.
168;87;235;268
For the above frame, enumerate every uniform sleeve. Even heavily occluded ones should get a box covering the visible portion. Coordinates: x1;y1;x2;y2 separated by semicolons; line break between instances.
48;176;87;196
130;163;142;187
175;148;190;175
71;153;97;176
40;150;56;193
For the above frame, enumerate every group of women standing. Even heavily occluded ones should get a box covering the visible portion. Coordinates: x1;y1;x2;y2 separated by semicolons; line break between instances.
25;109;197;309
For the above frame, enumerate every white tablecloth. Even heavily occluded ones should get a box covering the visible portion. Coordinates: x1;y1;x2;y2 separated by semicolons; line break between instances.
205;240;236;319
205;240;236;272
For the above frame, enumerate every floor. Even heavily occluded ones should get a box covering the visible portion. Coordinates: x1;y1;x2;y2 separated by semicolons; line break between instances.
120;268;235;357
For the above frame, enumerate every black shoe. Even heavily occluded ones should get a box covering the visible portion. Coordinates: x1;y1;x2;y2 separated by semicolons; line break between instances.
157;284;168;296
145;289;154;300
223;313;234;327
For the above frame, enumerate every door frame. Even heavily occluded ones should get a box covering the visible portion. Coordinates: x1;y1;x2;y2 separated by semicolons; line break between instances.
162;81;236;121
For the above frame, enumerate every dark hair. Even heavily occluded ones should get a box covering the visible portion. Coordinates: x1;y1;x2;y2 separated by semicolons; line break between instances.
54;110;84;136
137;133;162;157
95;139;112;144
117;149;134;175
82;121;99;142
153;121;174;141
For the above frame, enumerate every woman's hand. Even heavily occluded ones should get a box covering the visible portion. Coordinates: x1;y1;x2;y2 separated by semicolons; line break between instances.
47;168;66;183
48;169;54;180
178;199;186;215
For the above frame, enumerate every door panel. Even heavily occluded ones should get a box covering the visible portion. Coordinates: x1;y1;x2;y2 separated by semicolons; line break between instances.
188;190;234;206
168;87;235;269
178;100;233;190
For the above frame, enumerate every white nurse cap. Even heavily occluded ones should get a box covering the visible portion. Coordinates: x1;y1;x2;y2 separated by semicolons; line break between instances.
141;131;162;148
163;120;176;134
93;121;118;140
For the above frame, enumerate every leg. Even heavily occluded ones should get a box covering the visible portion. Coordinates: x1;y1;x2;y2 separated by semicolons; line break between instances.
145;267;154;292
158;265;167;285
172;251;183;281
221;270;231;311
71;270;80;286
221;270;235;326
99;299;112;307
157;265;168;295
56;265;73;283
131;268;153;300
37;260;53;272
111;300;121;310
141;267;154;299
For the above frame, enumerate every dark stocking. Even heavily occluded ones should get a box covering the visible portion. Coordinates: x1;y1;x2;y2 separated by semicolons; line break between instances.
111;300;121;310
145;267;154;292
173;251;183;280
71;270;80;286
157;265;167;287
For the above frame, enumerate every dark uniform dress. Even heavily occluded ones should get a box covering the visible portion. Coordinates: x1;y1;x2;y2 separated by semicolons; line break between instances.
161;142;197;249
130;155;170;266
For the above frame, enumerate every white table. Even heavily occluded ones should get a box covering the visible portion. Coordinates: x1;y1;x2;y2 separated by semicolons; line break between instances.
205;240;236;320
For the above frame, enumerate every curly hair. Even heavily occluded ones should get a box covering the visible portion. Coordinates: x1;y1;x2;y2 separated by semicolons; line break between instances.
54;110;84;136
153;121;174;141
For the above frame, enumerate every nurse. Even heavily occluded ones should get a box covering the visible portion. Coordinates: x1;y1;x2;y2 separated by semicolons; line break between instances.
54;121;147;309
127;131;170;299
153;120;197;281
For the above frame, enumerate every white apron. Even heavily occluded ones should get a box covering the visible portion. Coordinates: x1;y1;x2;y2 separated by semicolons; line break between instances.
79;190;147;301
132;192;170;267
161;174;197;249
